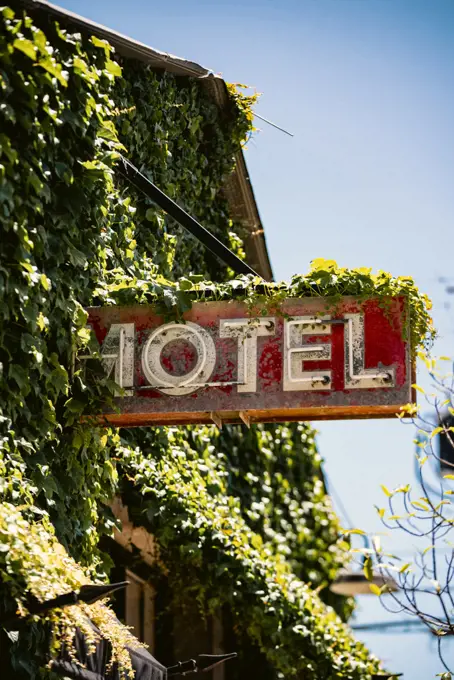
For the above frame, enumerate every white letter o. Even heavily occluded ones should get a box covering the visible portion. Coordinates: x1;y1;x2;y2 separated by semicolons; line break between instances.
141;322;216;396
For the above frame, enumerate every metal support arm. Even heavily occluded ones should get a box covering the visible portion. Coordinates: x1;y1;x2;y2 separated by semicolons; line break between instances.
117;156;260;278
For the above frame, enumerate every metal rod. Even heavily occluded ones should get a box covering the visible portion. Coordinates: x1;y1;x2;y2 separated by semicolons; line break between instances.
167;659;197;676
167;653;237;676
253;112;294;137
117;156;260;278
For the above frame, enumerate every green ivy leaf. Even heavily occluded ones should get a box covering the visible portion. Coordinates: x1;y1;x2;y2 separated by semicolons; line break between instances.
98;120;119;142
2;7;15;20
9;364;28;389
40;273;50;291
13;38;37;60
105;59;122;77
178;278;193;291
32;28;47;54
73;55;89;73
37;58;68;87
91;35;112;55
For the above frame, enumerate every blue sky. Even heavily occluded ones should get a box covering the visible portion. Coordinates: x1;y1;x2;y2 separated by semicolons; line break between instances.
58;1;454;676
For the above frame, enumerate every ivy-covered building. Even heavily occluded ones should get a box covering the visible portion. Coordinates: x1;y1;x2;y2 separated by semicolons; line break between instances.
0;1;389;678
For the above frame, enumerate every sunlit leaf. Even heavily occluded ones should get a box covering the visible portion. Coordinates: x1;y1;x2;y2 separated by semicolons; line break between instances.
13;38;37;60
363;556;374;581
91;35;112;55
431;426;444;438
423;545;435;555
105;59;122;77
37;58;68;86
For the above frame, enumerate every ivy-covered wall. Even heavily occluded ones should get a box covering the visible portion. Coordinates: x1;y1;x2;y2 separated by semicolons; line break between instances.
0;4;434;678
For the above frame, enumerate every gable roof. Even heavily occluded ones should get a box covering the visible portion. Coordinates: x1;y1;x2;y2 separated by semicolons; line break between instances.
21;0;273;281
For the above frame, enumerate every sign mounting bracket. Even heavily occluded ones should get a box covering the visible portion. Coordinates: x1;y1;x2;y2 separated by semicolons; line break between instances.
117;156;260;278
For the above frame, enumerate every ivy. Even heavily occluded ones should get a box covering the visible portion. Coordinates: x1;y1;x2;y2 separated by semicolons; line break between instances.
0;4;407;678
101;259;434;358
0;503;143;679
117;424;380;679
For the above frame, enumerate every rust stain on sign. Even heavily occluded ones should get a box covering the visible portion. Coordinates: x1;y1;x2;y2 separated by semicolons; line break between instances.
84;296;414;426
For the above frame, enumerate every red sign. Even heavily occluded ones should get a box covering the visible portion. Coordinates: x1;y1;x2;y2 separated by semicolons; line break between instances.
85;296;413;426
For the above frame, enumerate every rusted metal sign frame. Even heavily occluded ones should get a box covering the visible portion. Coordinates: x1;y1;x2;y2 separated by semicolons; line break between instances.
84;296;415;427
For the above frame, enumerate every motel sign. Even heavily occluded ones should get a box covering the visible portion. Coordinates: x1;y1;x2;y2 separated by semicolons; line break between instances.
86;296;413;426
